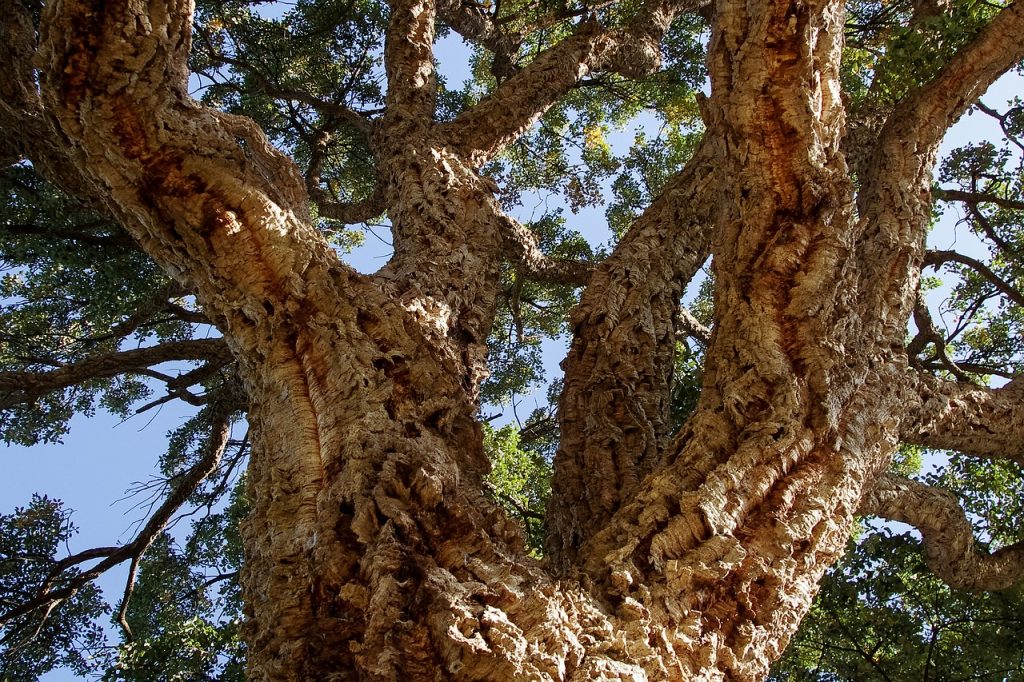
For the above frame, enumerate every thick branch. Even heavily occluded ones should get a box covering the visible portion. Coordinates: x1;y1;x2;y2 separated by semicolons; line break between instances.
498;212;593;286
442;25;610;165
383;0;438;121
677;306;711;345
546;139;716;568
443;0;703;166
856;2;1024;344
900;370;1024;462
861;473;1024;591
36;0;384;377
0;338;231;410
435;0;522;58
0;0;104;205
894;3;1024;155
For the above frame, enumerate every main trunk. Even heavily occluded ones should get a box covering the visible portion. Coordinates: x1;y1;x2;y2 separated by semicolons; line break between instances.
236;0;910;672
29;0;939;675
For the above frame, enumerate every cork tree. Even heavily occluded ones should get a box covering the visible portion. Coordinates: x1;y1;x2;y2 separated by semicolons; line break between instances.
1;0;1024;677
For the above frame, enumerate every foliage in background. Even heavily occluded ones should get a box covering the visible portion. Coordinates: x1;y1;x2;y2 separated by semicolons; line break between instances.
0;496;108;678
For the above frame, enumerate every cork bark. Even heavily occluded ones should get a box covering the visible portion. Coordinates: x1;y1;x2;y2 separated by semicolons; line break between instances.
15;0;1024;677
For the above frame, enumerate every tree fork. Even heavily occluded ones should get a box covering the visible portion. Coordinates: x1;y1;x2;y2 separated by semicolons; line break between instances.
23;0;1024;676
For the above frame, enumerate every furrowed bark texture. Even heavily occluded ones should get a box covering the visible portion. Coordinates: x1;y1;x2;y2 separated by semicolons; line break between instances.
24;0;1024;677
546;140;717;570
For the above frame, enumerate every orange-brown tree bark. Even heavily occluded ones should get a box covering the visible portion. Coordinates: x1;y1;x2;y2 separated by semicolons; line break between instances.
2;0;1023;676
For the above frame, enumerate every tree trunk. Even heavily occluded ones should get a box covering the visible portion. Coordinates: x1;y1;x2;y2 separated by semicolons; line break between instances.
23;0;1024;675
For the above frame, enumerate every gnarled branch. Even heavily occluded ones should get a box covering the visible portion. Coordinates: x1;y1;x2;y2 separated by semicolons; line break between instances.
383;0;438;122
861;473;1024;591
900;370;1024;463
443;0;705;166
546;138;716;568
856;1;1024;341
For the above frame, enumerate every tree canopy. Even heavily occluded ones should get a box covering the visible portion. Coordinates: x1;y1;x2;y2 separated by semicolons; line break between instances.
0;0;1023;677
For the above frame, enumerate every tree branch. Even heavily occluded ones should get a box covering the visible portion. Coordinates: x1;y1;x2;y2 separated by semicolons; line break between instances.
933;186;1024;212
907;294;976;383
855;1;1024;342
900;370;1024;463
193;22;374;137
80;281;194;346
0;398;237;642
0;221;139;250
677;306;711;345
497;212;593;286
924;249;1024;309
37;0;376;358
546;139;716;568
435;0;522;61
860;473;1024;591
0;338;231;410
311;184;388;225
384;0;439;121
892;3;1024;156
442;0;704;166
0;0;105;206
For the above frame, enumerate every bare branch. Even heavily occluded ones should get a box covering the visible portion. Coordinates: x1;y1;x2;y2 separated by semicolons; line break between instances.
900;370;1024;463
0;338;231;410
79;281;193;346
907;294;975;383
0;221;138;250
0;398;236;641
861;473;1024;591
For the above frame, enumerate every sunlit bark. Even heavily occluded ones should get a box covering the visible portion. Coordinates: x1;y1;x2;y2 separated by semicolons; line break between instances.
862;474;1024;591
14;0;1024;676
